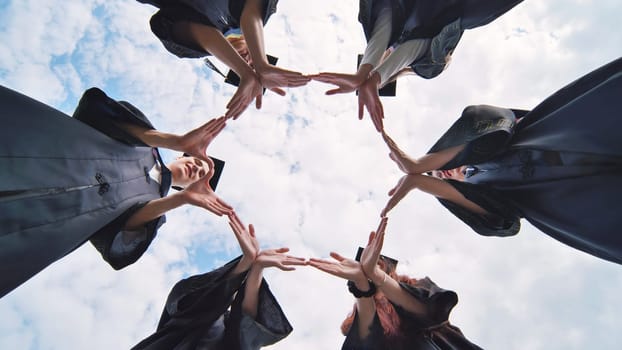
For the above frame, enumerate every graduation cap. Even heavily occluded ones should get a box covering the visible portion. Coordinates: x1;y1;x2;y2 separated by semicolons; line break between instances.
355;247;398;274
203;55;278;95
356;54;397;97
171;155;225;192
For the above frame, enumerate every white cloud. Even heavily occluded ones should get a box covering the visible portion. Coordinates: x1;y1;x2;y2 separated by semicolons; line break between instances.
1;0;621;349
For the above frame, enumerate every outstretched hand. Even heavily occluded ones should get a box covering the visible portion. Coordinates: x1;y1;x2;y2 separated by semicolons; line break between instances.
225;72;264;120
382;131;418;174
358;73;384;132
310;72;367;95
308;252;365;282
256;64;310;92
255;248;307;271
381;174;418;217
182;177;233;216
178;117;227;162
228;212;260;262
360;217;388;280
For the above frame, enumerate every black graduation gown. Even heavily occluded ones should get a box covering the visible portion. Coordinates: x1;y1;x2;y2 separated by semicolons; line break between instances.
342;277;481;350
0;86;170;298
132;257;293;350
358;0;523;79
137;0;279;58
428;57;622;264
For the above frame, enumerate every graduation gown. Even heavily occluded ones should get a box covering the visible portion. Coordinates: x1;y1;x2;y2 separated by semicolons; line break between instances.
428;57;622;264
138;0;279;58
132;257;293;350
0;86;170;298
342;277;481;350
358;0;523;78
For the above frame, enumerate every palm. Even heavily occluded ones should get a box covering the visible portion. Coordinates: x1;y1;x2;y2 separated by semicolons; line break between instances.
358;78;384;132
257;65;309;90
309;252;365;281
228;213;259;261
225;73;263;119
180;117;227;161
183;179;232;216
381;175;417;217
382;132;417;174
311;72;364;95
360;218;387;278
255;248;307;271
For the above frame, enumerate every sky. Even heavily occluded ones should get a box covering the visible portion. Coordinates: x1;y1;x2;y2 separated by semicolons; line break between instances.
1;0;621;349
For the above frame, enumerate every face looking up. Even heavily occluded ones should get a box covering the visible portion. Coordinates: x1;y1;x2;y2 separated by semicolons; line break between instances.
168;156;213;188
431;166;466;181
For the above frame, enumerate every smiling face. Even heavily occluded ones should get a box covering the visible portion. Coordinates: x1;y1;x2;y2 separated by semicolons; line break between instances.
167;156;213;188
431;166;467;181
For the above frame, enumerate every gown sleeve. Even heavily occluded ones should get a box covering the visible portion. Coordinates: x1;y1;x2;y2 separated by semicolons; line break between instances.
132;257;248;350
71;87;168;269
88;202;166;270
72;87;155;147
225;279;293;350
148;0;279;59
428;105;519;170
438;179;520;237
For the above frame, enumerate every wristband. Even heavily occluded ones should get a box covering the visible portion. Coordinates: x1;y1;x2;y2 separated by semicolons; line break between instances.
347;280;377;298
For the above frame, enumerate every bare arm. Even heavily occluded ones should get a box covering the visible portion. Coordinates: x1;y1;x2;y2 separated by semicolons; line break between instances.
124;192;186;230
241;248;306;318
382;131;465;174
239;0;309;90
382;173;488;217
118;122;182;151
172;21;255;79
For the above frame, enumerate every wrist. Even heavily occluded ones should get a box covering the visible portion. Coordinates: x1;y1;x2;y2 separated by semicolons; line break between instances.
368;71;381;87
347;279;376;298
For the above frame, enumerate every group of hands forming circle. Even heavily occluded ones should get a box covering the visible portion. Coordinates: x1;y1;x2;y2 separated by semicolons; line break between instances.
173;62;424;278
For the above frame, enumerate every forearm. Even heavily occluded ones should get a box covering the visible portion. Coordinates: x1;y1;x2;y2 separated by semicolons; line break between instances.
241;264;264;319
372;38;429;86
124;192;187;230
369;269;426;318
360;6;392;69
413;174;488;215
352;277;376;339
119;122;181;150
174;21;255;78
240;0;269;69
410;144;465;174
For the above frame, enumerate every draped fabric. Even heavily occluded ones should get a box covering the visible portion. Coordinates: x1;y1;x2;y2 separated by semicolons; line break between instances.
133;257;293;350
358;0;524;78
0;86;169;298
342;277;481;350
431;57;622;264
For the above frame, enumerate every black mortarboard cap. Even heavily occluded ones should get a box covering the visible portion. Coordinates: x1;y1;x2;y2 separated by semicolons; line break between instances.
356;54;397;97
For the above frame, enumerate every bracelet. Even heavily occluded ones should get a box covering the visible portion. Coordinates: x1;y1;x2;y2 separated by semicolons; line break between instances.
347;280;377;298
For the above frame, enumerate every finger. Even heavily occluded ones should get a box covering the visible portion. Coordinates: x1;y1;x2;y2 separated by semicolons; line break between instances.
372;114;383;132
376;217;388;235
216;197;233;210
249;224;255;237
367;231;375;245
277;264;296;271
275;247;290;253
270;87;286;96
255;93;262;110
329;252;345;262
326;88;345;95
358;98;364;120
